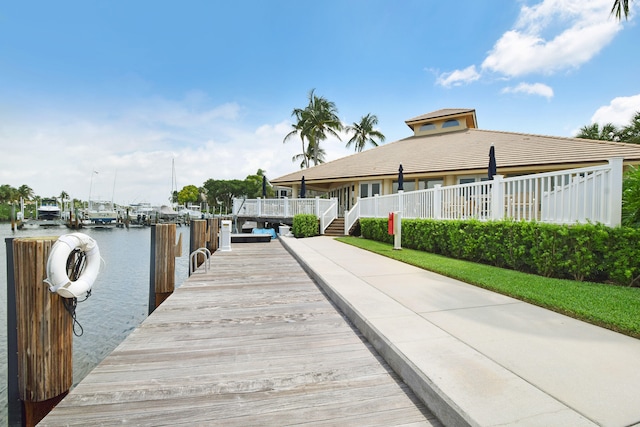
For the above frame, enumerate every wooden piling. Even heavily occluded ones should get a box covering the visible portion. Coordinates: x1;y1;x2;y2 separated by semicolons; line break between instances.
189;220;209;271
149;224;182;314
8;237;73;426
207;218;219;254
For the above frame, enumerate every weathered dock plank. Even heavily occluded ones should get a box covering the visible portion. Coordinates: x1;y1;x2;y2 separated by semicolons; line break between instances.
40;241;441;426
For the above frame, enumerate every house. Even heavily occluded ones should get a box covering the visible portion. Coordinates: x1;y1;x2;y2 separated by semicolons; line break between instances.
271;108;640;215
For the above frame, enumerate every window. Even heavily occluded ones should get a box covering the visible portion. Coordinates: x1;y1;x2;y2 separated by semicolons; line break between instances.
393;180;415;193
459;176;490;184
360;181;381;198
419;179;443;190
442;119;459;128
372;182;381;196
419;123;436;131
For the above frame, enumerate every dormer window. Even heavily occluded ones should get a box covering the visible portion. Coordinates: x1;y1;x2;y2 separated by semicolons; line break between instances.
405;109;477;136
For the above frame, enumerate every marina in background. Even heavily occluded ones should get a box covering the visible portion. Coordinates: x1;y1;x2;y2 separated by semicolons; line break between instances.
11;197;215;230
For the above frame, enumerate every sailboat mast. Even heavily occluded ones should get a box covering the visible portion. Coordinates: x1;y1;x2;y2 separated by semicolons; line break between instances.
112;170;117;205
171;158;177;204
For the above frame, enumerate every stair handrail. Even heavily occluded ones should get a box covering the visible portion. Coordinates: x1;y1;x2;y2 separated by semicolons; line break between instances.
320;200;338;235
344;200;360;235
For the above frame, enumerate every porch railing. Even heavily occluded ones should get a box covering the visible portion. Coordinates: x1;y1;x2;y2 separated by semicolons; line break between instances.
234;158;624;234
232;197;338;234
347;158;623;227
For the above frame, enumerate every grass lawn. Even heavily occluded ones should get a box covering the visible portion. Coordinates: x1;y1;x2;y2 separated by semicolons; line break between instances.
336;236;640;339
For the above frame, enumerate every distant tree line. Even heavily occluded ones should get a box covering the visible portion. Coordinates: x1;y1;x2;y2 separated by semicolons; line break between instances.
167;169;272;215
0;168;272;218
0;184;75;207
0;184;35;203
576;112;640;144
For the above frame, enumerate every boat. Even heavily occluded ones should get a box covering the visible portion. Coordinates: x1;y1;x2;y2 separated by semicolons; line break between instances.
81;200;118;228
38;198;62;220
22;198;64;228
157;204;181;223
120;203;154;227
177;204;205;221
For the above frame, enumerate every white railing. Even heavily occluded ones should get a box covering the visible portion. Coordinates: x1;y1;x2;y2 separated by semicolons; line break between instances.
320;201;338;235
234;158;624;232
233;196;338;235
347;158;623;227
344;201;360;235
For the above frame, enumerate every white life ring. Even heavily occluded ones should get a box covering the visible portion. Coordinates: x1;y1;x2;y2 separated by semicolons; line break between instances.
45;233;101;299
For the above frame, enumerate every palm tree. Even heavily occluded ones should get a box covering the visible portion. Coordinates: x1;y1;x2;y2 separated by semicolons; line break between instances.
301;89;343;166
17;184;34;201
576;123;620;141
285;89;343;169
283;110;309;169
292;144;326;169
345;114;386;152
621;111;640;144
0;184;17;203
612;0;631;20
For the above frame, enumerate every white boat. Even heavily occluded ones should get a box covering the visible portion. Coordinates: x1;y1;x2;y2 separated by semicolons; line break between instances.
82;200;118;228
177;204;204;220
22;198;64;228
123;203;154;227
157;204;178;219
38;198;62;220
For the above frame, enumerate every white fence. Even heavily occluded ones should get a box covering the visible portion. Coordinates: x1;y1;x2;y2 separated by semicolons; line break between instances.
233;158;624;235
345;158;623;234
233;197;338;234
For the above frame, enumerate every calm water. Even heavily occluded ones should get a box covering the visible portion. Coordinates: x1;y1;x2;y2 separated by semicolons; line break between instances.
0;223;191;424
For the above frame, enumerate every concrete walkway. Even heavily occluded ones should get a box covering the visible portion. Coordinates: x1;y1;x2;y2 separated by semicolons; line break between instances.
280;236;640;427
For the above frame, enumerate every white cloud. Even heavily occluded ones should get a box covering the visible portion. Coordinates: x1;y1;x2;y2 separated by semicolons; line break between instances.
482;0;621;77
591;94;640;126
501;82;554;99
0;95;355;205
435;65;481;88
436;0;624;87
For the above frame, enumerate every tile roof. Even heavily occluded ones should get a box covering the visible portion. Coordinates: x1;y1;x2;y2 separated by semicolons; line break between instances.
271;128;640;184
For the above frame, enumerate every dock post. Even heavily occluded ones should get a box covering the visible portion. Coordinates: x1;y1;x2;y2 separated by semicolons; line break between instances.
6;236;73;426
206;218;219;254
6;237;21;427
149;224;182;314
189;220;208;275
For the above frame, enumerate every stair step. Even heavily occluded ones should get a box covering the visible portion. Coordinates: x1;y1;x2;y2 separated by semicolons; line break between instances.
323;218;347;236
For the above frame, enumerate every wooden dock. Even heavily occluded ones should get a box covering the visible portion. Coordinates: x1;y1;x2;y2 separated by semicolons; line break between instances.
40;241;441;426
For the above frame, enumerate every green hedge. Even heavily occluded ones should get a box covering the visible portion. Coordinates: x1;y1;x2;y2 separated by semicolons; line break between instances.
292;214;319;238
360;218;640;286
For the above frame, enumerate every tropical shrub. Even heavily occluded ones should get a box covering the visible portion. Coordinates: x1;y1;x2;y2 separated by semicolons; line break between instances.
360;217;640;286
292;214;319;238
622;165;640;227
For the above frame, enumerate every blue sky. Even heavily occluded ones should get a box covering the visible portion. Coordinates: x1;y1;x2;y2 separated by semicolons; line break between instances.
1;0;639;205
